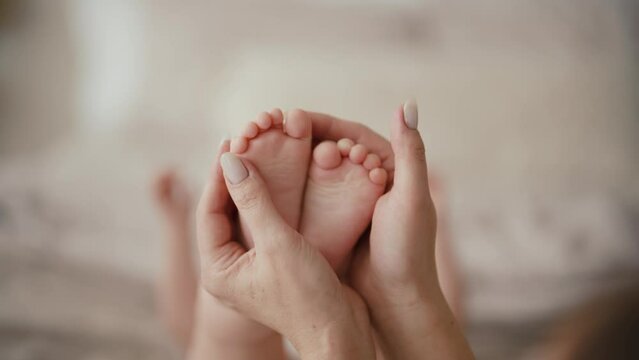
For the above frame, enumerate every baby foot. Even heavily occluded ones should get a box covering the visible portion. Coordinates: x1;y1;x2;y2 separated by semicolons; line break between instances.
152;170;197;348
230;109;312;246
153;170;191;227
300;139;387;272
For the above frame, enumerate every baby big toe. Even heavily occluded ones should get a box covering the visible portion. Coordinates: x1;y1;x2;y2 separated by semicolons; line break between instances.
313;141;342;170
284;109;312;139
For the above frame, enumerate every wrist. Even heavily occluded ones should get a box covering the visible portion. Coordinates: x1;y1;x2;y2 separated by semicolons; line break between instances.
368;287;473;360
194;288;279;344
365;269;442;309
369;278;451;330
293;317;375;360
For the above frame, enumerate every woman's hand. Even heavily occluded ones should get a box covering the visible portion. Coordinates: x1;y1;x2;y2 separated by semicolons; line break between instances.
194;143;375;360
308;103;436;297
308;101;474;360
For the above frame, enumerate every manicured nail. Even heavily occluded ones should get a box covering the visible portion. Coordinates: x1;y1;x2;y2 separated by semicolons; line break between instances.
403;99;418;130
220;153;248;184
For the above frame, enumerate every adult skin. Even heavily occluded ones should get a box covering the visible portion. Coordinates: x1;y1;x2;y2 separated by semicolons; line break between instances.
186;141;286;360
191;140;376;360
308;101;475;360
189;102;474;360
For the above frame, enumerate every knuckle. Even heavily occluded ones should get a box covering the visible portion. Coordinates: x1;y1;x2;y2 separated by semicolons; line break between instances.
201;270;225;298
260;229;301;257
262;231;293;253
260;239;281;256
408;138;427;162
399;132;426;159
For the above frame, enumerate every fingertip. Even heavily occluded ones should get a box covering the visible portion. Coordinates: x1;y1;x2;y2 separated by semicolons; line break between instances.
403;99;418;130
220;152;249;185
390;101;427;163
389;101;431;198
213;138;231;176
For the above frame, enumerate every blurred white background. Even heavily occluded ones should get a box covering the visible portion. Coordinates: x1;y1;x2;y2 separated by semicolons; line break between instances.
0;0;638;359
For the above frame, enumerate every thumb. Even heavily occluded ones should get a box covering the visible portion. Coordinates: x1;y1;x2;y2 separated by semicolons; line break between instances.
390;99;432;200
220;152;290;248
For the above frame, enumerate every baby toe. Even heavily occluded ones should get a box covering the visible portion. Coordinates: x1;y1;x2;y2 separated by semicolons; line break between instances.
363;153;381;170
337;138;354;156
256;112;273;130
313;141;342;170
242;122;260;138
230;136;249;154
369;168;388;186
270;108;284;125
349;144;368;164
284;109;312;139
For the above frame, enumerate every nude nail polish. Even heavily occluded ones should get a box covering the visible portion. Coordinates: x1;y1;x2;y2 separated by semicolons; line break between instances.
403;99;418;129
220;153;248;184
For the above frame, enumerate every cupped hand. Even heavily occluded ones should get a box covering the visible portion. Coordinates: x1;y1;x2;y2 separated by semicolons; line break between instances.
308;102;474;360
195;141;375;359
308;103;436;298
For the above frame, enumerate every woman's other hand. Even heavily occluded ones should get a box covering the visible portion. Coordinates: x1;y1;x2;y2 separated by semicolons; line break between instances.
195;142;375;360
309;102;474;360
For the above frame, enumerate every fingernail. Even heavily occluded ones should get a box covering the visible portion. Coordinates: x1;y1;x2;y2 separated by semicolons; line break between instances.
403;99;418;130
220;153;248;184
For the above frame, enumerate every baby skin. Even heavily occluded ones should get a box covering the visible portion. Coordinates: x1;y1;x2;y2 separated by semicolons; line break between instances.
183;109;388;359
230;108;312;246
231;109;387;271
300;139;387;271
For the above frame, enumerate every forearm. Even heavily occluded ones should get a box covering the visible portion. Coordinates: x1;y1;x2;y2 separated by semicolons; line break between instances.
187;290;286;360
371;288;474;360
158;225;197;348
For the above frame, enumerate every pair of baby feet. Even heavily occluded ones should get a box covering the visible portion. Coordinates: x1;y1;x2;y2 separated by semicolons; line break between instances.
229;109;387;272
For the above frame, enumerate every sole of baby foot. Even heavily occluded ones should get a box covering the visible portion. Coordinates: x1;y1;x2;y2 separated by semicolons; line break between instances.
300;138;387;272
230;108;312;247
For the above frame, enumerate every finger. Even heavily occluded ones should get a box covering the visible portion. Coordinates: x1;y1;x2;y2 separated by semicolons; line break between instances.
220;153;290;250
390;99;431;200
306;111;395;175
199;139;231;215
197;139;244;263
